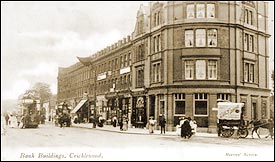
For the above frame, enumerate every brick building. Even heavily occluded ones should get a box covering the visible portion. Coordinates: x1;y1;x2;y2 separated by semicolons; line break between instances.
57;1;271;132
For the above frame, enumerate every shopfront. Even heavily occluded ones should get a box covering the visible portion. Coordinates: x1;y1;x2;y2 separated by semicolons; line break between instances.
132;96;147;128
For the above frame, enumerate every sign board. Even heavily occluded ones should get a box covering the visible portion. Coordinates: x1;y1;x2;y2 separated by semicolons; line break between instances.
212;107;218;111
24;99;33;104
120;67;130;74
217;102;244;120
97;72;107;80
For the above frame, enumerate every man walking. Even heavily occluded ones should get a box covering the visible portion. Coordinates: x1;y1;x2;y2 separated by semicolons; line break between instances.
159;114;166;134
5;114;9;126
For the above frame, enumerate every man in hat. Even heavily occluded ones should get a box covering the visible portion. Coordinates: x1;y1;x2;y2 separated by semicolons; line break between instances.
159;114;166;134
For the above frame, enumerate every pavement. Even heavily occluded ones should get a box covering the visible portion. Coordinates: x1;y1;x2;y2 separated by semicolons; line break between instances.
71;123;218;138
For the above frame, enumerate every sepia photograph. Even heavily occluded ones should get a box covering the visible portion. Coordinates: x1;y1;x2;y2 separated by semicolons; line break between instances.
1;1;274;161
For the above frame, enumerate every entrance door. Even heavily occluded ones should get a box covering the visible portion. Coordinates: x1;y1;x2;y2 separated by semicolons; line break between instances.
133;96;146;128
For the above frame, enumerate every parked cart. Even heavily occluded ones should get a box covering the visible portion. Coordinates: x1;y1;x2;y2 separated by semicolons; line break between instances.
217;102;249;138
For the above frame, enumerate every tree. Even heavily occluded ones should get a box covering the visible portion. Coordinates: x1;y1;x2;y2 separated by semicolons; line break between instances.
31;82;52;104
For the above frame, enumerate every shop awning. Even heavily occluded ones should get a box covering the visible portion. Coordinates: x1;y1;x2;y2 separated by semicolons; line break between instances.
71;99;88;114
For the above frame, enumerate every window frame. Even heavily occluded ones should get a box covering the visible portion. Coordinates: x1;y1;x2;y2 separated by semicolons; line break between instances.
195;60;206;79
185;30;194;47
207;29;217;47
194;93;208;116
207;60;217;80
196;29;206;47
174;94;186;116
185;60;194;79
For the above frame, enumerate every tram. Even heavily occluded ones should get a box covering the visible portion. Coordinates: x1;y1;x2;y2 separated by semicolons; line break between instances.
19;91;41;128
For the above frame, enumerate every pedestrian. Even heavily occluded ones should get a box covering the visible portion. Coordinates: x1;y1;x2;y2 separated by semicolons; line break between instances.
122;116;128;131
98;115;104;127
16;115;20;127
54;115;59;126
73;115;78;124
159;114;166;134
9;114;17;128
112;116;117;127
119;116;123;131
181;117;192;139
188;117;197;138
19;115;25;129
189;118;197;136
148;116;156;134
5;114;9;126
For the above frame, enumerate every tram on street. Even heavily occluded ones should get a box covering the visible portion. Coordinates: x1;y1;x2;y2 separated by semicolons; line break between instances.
19;91;41;128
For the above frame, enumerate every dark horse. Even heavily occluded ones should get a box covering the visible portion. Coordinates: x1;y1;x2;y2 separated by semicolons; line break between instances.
250;119;274;139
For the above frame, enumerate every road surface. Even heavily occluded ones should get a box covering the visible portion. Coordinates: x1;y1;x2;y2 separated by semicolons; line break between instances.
1;123;274;161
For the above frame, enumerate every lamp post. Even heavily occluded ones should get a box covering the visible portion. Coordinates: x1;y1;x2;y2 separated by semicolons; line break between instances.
93;99;97;128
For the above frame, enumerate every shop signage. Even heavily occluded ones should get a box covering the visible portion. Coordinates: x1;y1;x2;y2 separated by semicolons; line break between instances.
97;72;107;80
120;67;130;74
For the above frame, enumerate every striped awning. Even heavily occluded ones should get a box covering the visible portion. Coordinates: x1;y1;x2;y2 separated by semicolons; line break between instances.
71;99;88;114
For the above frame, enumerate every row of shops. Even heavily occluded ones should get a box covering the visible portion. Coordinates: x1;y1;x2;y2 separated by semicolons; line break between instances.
64;86;271;133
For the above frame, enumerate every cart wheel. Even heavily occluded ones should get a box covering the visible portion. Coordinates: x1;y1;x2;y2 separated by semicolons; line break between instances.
221;128;234;138
238;128;248;138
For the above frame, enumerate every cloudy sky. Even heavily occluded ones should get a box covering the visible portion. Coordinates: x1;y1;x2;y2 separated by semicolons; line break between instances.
1;1;274;101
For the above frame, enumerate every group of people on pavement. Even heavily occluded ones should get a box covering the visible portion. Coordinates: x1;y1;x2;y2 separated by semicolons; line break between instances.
4;113;23;128
148;114;166;134
73;113;197;138
179;116;197;139
112;115;128;131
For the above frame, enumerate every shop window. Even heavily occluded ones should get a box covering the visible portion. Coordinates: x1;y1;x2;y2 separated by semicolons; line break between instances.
217;93;231;101
174;94;185;115
194;93;208;115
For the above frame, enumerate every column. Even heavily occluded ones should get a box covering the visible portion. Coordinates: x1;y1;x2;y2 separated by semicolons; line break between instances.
166;94;174;131
208;94;218;133
154;95;159;125
185;93;193;118
146;95;150;127
128;96;132;128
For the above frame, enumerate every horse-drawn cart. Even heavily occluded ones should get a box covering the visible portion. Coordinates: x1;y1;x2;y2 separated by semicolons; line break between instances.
217;102;249;138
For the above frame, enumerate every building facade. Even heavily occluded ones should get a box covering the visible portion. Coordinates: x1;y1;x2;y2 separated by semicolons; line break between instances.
57;1;271;132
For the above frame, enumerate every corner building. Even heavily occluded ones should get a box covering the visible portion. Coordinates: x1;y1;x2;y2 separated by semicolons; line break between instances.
57;1;271;132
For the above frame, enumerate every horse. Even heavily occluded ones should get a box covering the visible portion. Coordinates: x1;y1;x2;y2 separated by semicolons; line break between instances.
250;119;274;139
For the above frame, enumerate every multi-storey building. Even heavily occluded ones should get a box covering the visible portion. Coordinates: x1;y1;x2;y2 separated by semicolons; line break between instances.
57;1;271;132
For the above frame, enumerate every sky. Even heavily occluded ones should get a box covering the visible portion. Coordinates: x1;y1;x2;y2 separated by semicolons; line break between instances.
1;1;274;101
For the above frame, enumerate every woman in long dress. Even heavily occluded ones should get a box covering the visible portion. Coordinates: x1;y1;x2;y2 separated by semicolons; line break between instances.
9;114;17;128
